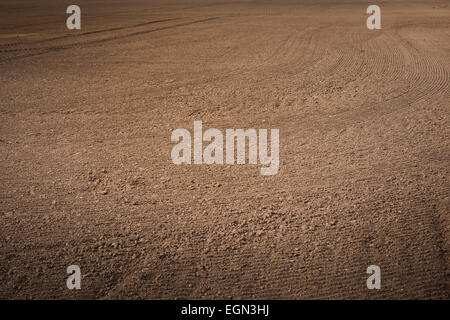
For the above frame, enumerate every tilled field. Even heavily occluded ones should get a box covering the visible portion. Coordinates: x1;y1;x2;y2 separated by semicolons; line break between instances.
0;0;449;299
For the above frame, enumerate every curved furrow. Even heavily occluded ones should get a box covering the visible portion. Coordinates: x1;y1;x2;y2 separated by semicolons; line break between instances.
390;27;449;105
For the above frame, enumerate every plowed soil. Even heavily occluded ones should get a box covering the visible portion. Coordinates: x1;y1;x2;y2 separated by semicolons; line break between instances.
0;0;449;299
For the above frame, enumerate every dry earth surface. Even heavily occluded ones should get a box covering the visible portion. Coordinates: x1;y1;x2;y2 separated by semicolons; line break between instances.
0;0;449;299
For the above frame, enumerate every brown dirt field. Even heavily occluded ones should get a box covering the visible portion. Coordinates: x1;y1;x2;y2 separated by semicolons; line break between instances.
0;0;449;299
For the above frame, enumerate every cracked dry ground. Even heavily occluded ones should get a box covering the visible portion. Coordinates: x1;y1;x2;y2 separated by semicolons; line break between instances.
0;0;449;299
